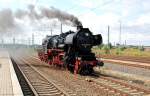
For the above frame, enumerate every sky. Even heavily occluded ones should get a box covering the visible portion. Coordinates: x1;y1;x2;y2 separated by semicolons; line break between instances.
0;0;150;46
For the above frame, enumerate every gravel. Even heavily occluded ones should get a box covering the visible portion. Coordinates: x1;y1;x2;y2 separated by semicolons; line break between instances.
35;65;111;96
104;62;150;77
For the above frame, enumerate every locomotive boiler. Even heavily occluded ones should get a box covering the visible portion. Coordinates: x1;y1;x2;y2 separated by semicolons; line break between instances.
38;25;104;75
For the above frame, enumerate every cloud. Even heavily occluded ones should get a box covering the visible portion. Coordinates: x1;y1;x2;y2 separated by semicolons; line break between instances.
80;11;119;29
76;0;117;9
0;0;150;45
78;11;121;44
0;0;14;3
79;0;95;9
135;13;150;25
77;0;150;45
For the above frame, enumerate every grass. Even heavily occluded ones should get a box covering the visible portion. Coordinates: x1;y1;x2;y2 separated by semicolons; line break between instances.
93;47;150;57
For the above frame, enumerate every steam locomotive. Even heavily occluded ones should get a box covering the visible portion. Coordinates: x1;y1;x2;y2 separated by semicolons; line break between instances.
38;26;104;75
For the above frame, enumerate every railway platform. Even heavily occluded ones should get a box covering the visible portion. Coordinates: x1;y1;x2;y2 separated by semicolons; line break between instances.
0;51;23;96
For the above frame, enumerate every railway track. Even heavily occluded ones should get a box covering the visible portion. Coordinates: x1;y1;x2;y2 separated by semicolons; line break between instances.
96;55;150;69
11;58;35;96
102;58;150;69
23;54;150;96
100;55;150;64
85;76;150;96
32;49;150;70
12;55;76;96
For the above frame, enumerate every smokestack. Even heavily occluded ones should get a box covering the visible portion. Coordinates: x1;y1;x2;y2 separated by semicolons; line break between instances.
77;25;83;31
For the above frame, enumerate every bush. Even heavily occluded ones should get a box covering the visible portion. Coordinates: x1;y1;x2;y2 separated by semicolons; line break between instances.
98;44;105;49
120;46;126;51
108;43;113;49
116;47;121;55
138;46;144;51
102;45;110;54
115;46;126;55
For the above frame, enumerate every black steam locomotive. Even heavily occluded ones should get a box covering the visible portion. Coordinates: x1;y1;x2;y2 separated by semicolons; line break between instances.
38;26;104;75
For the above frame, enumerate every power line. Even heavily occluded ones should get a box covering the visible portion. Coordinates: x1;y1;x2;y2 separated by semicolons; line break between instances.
119;20;122;45
58;0;114;17
77;0;114;17
13;37;15;45
32;33;34;45
107;25;110;46
60;22;63;34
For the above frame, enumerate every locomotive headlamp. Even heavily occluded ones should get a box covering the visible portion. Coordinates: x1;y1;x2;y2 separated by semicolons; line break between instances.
85;33;89;36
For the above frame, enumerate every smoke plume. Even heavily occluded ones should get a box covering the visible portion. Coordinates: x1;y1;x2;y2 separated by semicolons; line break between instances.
40;7;82;26
15;4;82;26
0;4;82;35
0;9;15;32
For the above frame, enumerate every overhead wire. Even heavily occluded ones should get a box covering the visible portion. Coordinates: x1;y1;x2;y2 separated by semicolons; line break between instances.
77;0;114;17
